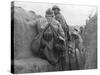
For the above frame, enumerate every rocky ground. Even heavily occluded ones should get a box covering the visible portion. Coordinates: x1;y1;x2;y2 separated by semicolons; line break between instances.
13;57;54;74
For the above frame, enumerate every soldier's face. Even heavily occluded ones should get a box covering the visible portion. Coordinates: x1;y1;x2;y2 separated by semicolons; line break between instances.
54;9;59;14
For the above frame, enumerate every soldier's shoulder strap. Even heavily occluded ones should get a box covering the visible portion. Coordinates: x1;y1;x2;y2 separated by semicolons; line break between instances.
49;23;59;38
41;23;51;36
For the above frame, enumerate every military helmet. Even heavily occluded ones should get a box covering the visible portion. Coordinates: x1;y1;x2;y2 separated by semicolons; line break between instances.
45;8;54;17
52;5;60;11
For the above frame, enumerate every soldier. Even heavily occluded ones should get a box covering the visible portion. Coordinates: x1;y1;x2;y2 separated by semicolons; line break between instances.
40;8;66;65
52;5;70;50
71;28;83;54
71;28;84;69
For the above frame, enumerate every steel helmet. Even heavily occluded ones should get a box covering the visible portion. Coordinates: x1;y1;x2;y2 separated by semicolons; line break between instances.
52;5;60;11
45;8;54;17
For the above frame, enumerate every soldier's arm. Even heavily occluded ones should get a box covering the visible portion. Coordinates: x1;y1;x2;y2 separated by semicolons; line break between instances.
59;15;71;41
58;23;65;38
58;14;68;27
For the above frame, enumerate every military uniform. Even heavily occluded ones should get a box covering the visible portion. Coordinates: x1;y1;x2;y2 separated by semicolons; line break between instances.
71;29;83;53
52;5;70;45
52;6;71;70
41;18;65;40
39;9;65;65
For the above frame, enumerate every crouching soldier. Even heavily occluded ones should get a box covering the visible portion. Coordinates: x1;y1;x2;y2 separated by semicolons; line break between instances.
40;8;66;65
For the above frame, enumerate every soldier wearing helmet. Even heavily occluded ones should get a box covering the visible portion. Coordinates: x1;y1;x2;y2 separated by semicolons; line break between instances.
52;5;70;47
52;5;61;15
40;8;65;64
71;27;83;54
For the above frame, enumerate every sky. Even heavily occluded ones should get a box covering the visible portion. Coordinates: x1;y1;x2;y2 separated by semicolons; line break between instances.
14;1;97;26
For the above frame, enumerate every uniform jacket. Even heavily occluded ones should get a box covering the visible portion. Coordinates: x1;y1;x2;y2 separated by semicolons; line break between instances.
41;18;65;39
54;13;70;41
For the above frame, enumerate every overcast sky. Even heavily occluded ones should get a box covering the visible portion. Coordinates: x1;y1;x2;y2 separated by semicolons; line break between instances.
14;1;97;26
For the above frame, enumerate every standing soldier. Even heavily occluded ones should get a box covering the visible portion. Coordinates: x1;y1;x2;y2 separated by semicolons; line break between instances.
52;5;71;69
52;5;70;50
71;28;84;69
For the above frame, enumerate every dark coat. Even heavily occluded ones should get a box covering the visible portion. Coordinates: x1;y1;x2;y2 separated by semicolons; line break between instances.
55;13;70;41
